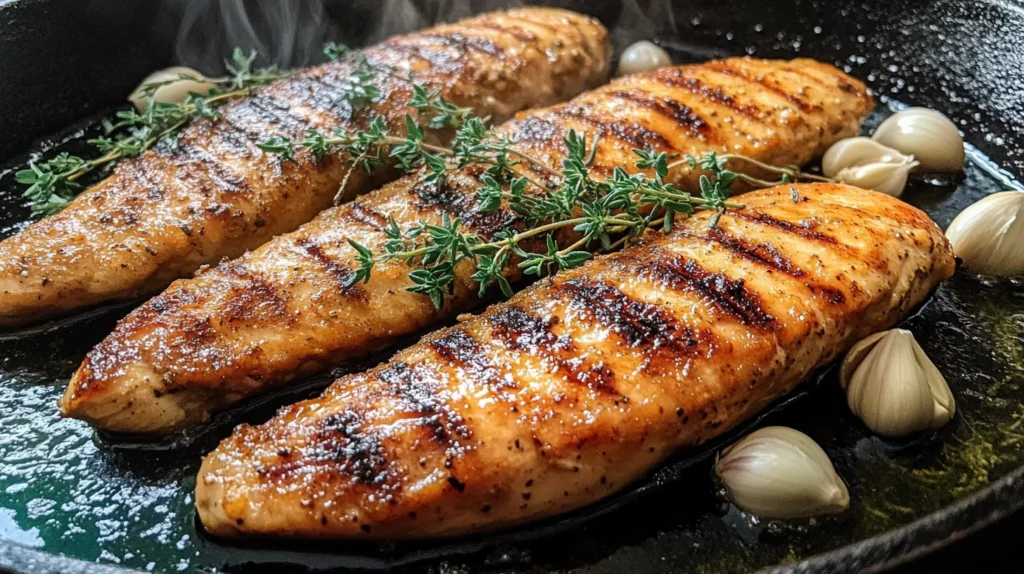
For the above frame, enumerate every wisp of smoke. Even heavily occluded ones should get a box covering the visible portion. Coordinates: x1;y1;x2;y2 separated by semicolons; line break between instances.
168;0;691;73
171;0;335;73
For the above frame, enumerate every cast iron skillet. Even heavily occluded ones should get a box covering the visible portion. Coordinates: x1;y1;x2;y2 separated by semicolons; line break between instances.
1;0;1023;572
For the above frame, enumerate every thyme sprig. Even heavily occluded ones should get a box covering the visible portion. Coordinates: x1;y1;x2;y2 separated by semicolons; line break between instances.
255;58;836;309
342;133;745;308
672;153;833;189
16;49;290;217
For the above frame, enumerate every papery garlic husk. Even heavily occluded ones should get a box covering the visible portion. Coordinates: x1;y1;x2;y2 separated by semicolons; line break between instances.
715;426;850;519
945;191;1024;276
821;137;912;178
835;159;918;197
840;329;955;438
129;66;218;112
872;107;965;173
617;40;672;76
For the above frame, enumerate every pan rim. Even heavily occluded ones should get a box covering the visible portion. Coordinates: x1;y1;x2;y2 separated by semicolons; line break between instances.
2;460;1023;574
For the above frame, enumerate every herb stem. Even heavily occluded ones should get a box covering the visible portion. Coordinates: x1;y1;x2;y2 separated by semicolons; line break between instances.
505;148;562;179
559;235;591;254
736;173;788;188
379;136;452;156
668;153;833;183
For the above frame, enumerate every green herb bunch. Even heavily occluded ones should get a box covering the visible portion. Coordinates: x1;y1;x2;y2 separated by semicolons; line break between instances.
339;129;745;309
253;45;832;309
16;49;290;217
253;69;746;307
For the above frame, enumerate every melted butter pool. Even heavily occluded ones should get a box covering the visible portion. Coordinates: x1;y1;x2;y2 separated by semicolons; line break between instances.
0;106;1022;574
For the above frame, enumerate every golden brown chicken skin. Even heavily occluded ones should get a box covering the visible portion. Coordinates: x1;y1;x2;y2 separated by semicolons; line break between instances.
0;8;610;328
195;183;955;539
61;57;873;433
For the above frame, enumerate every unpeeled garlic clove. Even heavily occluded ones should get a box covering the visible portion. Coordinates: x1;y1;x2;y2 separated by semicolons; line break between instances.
617;41;672;76
840;329;955;438
715;426;850;519
821;137;912;178
872;107;965;173
130;66;218;113
835;159;918;197
945;191;1024;276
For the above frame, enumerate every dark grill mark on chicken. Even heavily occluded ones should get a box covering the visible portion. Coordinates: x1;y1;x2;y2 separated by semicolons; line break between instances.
277;409;393;491
732;211;839;244
216;262;292;324
487;304;620;396
607;90;712;140
377;362;473;446
697;228;807;277
706;61;819;113
553;105;669;150
626;247;777;330
653;69;762;120
510;116;561;147
296;239;362;298
344;202;389;231
489;305;566;352
428;329;507;392
556;278;703;349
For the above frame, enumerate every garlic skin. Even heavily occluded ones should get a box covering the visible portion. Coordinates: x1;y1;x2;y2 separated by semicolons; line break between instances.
835;159;918;197
840;329;955;438
872;107;965;173
617;41;672;76
715;426;850;519
821;137;912;178
130;66;218;113
945;191;1024;276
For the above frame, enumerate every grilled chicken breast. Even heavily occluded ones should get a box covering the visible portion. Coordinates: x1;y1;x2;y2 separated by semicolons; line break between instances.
62;58;873;433
196;183;955;538
0;8;610;328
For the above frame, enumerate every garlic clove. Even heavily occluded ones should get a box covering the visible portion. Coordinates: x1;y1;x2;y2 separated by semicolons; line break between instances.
835;159;918;197
617;41;672;76
840;329;955;438
910;335;956;423
130;66;218;113
945;191;1024;277
872;107;965;173
821;137;911;178
715;426;849;519
838;330;889;391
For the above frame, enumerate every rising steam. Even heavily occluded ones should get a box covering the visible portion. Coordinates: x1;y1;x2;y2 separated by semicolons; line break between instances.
171;0;335;73
168;0;693;73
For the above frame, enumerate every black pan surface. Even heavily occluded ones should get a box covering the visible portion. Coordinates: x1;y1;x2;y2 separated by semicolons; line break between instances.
1;1;1023;573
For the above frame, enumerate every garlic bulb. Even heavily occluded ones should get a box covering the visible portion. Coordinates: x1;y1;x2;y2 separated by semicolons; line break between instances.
715;426;849;519
840;329;955;438
835;159;918;197
945;191;1024;276
129;66;218;112
617;41;672;76
872;107;965;173
821;137;912;178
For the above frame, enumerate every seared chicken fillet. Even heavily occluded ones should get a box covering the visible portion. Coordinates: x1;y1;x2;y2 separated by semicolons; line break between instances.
196;183;955;538
0;7;610;328
63;58;872;433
